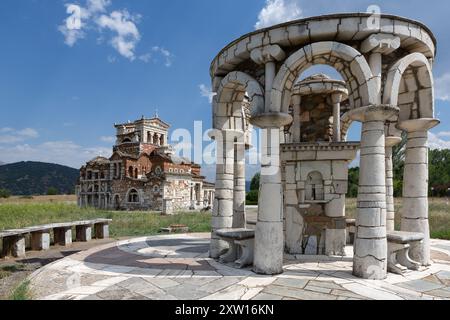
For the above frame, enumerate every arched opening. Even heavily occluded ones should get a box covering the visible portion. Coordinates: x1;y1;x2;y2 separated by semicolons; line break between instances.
128;166;133;178
153;133;159;145
306;171;324;201
134;168;138;179
160;134;165;146
122;138;132;143
128;189;139;203
271;41;377;114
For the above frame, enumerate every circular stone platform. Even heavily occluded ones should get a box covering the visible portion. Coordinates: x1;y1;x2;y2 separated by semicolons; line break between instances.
28;233;450;300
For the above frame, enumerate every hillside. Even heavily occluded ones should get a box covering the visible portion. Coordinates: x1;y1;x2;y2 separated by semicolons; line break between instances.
0;161;79;195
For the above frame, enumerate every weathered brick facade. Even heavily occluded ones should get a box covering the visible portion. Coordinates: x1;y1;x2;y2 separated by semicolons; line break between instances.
76;116;214;213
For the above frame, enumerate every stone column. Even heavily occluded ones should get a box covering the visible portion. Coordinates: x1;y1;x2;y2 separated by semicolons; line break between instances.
249;44;291;275
331;93;342;142
209;129;241;258
233;140;246;228
385;136;402;232
398;118;440;266
291;95;302;143
349;105;399;280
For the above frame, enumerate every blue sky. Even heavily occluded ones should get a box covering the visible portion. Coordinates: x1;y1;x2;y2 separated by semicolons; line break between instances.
0;0;449;180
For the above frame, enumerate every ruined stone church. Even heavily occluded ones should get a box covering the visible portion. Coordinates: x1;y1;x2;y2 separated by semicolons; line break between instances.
76;116;215;213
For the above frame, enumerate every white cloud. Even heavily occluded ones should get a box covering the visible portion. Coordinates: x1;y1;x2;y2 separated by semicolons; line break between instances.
100;136;116;143
0;128;39;144
436;131;450;138
138;47;174;67
428;132;450;150
0;141;112;169
58;1;111;47
255;0;303;30
152;46;174;67
96;10;141;60
199;84;216;103
139;53;152;63
435;73;450;102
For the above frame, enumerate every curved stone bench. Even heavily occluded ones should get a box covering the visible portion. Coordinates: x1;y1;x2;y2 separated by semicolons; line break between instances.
216;228;255;268
0;219;112;258
387;231;424;274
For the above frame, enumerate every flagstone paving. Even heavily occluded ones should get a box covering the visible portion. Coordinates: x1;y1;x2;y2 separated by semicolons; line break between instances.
27;234;450;300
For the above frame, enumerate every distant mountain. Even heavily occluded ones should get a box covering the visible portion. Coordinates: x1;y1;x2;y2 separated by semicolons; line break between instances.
0;161;5;166
0;161;79;195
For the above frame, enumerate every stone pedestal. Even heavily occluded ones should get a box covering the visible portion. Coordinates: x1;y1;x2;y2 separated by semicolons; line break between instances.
31;231;51;251
385;136;402;232
397;118;440;266
54;227;72;246
1;236;26;258
76;225;92;242
209;129;243;258
349;105;399;280
95;223;110;239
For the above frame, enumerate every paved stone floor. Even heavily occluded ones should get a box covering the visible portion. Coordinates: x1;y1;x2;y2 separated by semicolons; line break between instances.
28;233;450;300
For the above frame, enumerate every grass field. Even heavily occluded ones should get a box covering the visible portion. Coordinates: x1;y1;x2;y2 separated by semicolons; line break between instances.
0;196;211;238
0;196;449;239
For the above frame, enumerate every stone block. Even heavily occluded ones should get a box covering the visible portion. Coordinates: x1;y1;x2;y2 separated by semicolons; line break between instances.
76;225;92;242
356;207;383;227
54;227;72;246
285;206;303;254
354;238;387;261
325;229;346;256
31;231;51;251
1;235;26;258
95;223;110;239
325;196;345;218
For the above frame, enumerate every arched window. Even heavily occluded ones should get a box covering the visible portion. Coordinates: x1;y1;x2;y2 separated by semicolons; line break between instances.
122;138;132;143
153;185;160;193
153;133;159;145
134;168;138;178
128;189;139;203
128;166;134;177
155;166;162;176
160;135;165;146
305;171;324;201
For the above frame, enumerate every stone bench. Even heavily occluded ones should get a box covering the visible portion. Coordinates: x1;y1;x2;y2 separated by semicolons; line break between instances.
216;228;255;268
0;219;112;258
387;231;424;275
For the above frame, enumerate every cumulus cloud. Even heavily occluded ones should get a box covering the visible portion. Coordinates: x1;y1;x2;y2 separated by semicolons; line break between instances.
428;132;450;150
58;0;111;47
255;0;303;30
0;128;39;144
59;0;172;64
96;10;141;60
199;84;216;103
435;72;450;101
0;141;112;169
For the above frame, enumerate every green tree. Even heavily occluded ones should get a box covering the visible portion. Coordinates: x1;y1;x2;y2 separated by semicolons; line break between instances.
250;173;260;191
347;167;359;198
246;190;259;205
46;187;59;196
0;189;11;198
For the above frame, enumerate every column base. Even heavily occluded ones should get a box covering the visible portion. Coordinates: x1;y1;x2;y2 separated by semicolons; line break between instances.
253;221;284;275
